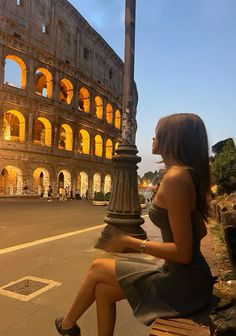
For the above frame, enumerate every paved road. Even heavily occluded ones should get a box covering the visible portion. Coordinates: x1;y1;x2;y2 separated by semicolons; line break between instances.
0;198;151;249
0;199;109;249
0;198;159;336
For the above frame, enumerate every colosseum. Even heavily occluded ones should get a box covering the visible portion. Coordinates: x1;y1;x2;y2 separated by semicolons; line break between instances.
0;0;132;199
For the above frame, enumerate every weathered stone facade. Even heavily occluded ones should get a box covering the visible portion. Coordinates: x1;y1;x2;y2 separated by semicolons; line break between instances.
0;0;126;198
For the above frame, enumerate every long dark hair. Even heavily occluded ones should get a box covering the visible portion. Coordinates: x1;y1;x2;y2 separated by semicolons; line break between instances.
156;113;210;219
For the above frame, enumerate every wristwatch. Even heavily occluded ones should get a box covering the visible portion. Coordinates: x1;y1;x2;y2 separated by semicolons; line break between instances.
140;238;150;253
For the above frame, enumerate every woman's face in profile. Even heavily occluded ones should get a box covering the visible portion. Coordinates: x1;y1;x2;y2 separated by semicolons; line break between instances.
152;124;159;154
152;134;158;154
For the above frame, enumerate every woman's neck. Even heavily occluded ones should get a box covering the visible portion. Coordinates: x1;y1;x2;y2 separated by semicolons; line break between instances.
163;156;179;169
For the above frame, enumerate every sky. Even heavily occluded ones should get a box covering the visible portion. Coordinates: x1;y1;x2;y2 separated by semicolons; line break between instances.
5;1;235;175
68;0;236;176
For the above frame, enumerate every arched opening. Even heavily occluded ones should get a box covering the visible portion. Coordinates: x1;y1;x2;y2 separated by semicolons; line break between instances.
3;110;25;142
105;139;113;159
33;117;52;147
35;67;53;98
94;96;103;119
58;124;73;151
114;142;119;155
114;110;121;129
78;129;90;154
95;135;103;157
77;171;88;197
59;78;74;104
4;55;26;89
0;165;23;195
78;87;90;113
93;173;101;194
0;169;8;195
57;170;71;191
106;103;113;124
104;174;112;194
33;167;50;196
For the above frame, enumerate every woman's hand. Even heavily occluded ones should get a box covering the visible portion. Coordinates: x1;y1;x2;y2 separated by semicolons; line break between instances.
102;226;129;253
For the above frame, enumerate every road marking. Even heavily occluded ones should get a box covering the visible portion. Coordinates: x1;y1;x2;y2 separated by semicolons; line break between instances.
0;215;149;256
0;224;105;256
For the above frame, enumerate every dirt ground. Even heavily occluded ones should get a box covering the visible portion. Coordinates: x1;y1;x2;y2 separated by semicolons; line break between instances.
202;218;234;301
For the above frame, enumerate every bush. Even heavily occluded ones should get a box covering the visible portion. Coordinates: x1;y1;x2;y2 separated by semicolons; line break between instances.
139;194;146;204
94;191;105;201
211;139;236;195
105;192;111;201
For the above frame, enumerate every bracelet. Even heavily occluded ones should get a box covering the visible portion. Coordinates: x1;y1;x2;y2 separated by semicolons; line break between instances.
140;238;149;253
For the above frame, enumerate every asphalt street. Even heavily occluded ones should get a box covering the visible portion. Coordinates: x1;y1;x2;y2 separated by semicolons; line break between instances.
0;199;109;248
0;198;161;336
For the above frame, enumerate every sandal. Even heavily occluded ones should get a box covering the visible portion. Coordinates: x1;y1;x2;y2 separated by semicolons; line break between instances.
55;317;81;336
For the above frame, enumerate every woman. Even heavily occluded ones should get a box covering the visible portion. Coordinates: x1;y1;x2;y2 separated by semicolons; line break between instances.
55;113;214;336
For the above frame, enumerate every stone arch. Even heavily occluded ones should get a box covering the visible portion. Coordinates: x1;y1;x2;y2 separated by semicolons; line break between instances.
57;169;71;190
115;142;119;154
93;173;101;194
104;174;112;194
35;67;53;98
4;55;26;89
59;78;74;104
106;103;113;124
114;109;121;129
94;135;103;157
33;117;52;147
78;129;90;154
94;96;103;119
0;165;23;195
78;87;90;113
77;171;88;196
3;110;25;142
58;124;73;151
105;139;113;159
32;167;50;196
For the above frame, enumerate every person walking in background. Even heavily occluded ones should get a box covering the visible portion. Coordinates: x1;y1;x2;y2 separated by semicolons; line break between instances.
59;187;63;202
40;186;45;199
55;113;214;336
48;186;53;200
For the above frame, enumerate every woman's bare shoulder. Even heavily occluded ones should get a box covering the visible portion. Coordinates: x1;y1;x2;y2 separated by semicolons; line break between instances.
163;166;191;184
162;166;196;208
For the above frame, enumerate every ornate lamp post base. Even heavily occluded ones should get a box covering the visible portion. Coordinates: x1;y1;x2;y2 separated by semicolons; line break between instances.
97;143;147;249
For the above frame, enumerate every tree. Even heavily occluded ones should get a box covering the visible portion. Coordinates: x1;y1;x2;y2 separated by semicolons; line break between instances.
140;170;161;186
211;138;236;195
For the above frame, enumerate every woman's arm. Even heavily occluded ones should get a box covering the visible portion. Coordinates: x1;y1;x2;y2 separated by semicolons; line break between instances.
105;168;195;264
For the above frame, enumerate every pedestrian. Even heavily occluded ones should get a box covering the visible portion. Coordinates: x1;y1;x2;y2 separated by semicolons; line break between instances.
70;189;74;200
40;186;45;199
55;113;214;336
48;186;53;201
59;187;63;202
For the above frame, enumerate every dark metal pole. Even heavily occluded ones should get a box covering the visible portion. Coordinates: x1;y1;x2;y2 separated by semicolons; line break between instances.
97;0;147;248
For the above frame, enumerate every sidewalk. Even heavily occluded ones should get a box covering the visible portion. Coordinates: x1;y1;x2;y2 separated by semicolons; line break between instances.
0;215;162;336
0;213;218;336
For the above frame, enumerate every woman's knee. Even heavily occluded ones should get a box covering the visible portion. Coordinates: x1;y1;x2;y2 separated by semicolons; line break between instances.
88;258;115;282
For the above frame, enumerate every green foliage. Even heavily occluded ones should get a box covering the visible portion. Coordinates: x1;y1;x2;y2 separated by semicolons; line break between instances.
105;192;111;201
211;139;236;195
94;191;105;201
140;170;162;186
139;193;146;204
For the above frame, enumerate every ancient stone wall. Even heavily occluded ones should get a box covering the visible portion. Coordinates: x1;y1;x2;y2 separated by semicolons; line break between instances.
0;0;124;198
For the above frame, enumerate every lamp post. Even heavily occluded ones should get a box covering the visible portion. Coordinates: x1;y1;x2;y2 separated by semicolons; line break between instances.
97;0;147;248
